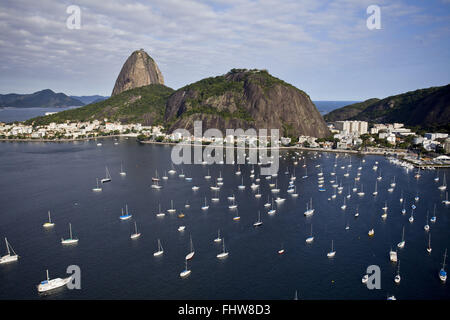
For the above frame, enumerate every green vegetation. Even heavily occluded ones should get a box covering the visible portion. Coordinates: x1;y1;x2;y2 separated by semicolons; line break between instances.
25;84;174;126
324;84;450;132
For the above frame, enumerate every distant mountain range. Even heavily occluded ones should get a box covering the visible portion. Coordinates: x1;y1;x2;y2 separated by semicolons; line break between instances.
0;89;108;108
0;89;84;108
70;95;109;105
324;84;450;132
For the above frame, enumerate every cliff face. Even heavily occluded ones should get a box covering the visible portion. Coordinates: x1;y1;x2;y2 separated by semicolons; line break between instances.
164;69;330;138
111;49;164;96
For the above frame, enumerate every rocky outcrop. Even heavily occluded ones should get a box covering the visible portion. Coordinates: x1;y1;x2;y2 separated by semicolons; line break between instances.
111;49;164;96
164;69;330;138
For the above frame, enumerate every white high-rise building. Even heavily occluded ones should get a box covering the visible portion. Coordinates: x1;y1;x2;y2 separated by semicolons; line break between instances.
334;121;368;135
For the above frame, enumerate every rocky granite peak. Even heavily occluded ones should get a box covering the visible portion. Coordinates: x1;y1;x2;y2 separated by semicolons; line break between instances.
111;49;164;96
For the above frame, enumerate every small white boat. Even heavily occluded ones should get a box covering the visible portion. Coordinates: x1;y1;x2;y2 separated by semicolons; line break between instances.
100;167;112;183
0;238;19;264
354;206;360;217
92;178;102;192
362;274;369;284
43;210;55;228
438;173;446;191
130;221;141;239
61;223;78;245
304;198;314;216
205;169;211;180
357;184;365;196
327;240;336;258
156;204;165;217
368;229;375;237
185;235;195;260
153;239;163;256
442;192;450;205
201;197;209;210
216;238;229;259
424;211;430;231
178;226;186;232
180;259;191;278
119;163;126;176
427;233;432;253
192;186;199;191
397;227;405;248
238;177;245;190
340;197;347;210
394;260;401;284
253;211;263;227
178;169;185;178
214;229;222;243
167;200;176;214
274;197;285;204
120;205;132;220
305;225;314;243
439;248;447;282
372;181;378;196
37;269;71;293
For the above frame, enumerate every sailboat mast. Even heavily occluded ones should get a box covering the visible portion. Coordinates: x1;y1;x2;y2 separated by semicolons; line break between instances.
5;238;10;255
69;223;72;239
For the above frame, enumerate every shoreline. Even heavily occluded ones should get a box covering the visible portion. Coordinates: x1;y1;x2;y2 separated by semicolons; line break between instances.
1;136;448;168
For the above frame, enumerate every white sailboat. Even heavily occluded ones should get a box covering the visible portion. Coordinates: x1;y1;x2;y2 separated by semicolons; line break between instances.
430;204;437;223
180;259;191;278
130;221;141;239
327;240;336;258
92;178;102;192
185;235;195;260
43;210;55;228
214;229;222;243
305;224;314;243
409;208;414;223
427;233;432;253
61;223;78;245
37;269;72;293
438;173;446;191
233;209;241;221
0;238;19;264
153;239;164;256
119;163;126;176
205;169;211;180
119;204;132;220
216;238;229;259
357;184;365;196
201;197;209;210
443;192;450;205
101;166;111;183
394;260;401;284
439;248;447;282
156;204;165;217
228;197;237;209
253;211;263;227
424;211;430;231
372;180;378;196
167;200;176;214
341;197;347;210
238;177;245;190
397;227;405;248
304;198;314;216
354;205;360;217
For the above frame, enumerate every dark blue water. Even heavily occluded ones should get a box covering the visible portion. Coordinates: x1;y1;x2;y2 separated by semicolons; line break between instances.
0;139;449;299
0;106;78;123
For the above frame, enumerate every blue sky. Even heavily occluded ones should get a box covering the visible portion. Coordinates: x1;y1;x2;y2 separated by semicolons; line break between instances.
0;0;449;100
